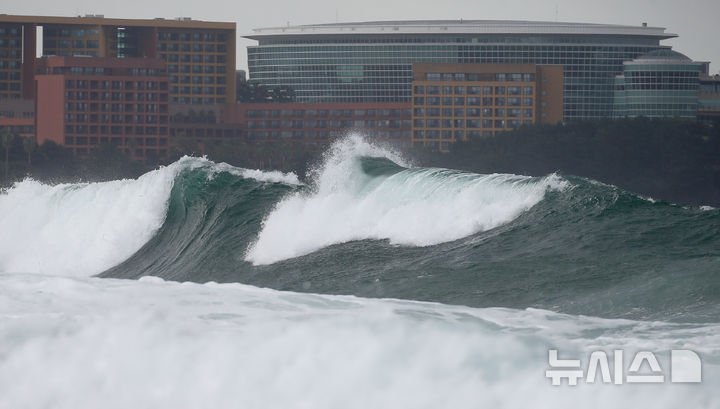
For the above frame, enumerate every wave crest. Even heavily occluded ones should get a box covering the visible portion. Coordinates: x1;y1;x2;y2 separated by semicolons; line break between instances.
0;156;300;276
246;136;567;265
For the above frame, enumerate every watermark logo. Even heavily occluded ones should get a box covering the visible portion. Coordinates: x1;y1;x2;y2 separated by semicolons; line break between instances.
546;349;702;386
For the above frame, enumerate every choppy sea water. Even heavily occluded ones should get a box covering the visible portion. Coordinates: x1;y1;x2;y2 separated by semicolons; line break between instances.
1;135;718;408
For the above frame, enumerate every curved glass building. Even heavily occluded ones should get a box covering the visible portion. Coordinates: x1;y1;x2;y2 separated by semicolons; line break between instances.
244;20;678;120
613;50;704;118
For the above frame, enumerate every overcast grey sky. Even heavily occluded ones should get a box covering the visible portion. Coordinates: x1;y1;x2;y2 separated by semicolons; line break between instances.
6;0;720;73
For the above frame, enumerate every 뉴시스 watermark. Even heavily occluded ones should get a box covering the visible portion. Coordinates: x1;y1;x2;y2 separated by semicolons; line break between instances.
546;349;702;386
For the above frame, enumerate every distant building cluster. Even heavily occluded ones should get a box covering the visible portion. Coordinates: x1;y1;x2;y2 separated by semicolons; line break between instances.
0;16;718;158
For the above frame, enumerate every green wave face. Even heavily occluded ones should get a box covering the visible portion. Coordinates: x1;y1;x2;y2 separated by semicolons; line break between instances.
99;139;720;324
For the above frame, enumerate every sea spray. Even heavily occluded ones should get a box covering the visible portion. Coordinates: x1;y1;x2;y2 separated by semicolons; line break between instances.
246;135;568;265
3;140;718;322
0;157;299;276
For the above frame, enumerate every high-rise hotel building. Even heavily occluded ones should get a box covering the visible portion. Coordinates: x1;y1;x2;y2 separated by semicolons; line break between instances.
35;56;171;159
411;63;563;151
245;20;683;120
0;15;236;104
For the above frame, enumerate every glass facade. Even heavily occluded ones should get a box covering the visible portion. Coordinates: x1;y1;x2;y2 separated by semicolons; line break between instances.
42;25;103;58
0;16;236;104
0;24;23;100
613;50;703;118
246;21;676;120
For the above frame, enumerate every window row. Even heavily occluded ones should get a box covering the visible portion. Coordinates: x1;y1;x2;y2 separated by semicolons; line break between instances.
414;107;534;117
157;43;226;52
0;28;21;37
171;97;225;104
64;102;167;113
44;40;99;49
0;71;20;80
64;113;169;124
0;83;20;91
44;28;100;38
0;61;21;69
169;76;226;85
415;85;534;96
246;130;409;140
65;80;164;89
168;65;224;74
157;32;228;42
0;39;21;47
247;119;411;129
413;96;534;106
63;126;169;136
0;50;21;58
64;92;167;102
246;108;410;118
424;72;536;82
168;86;226;95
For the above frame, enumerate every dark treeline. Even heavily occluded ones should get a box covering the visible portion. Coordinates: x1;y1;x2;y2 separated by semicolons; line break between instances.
0;139;151;186
0;136;324;188
417;117;720;206
3;118;720;207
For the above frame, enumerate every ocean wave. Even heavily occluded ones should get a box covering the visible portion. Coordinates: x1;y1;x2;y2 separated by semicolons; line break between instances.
246;135;567;265
208;161;302;185
0;156;299;277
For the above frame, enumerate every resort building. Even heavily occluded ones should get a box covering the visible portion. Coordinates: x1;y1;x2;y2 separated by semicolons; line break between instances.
0;15;716;162
0;99;35;141
612;50;706;119
411;63;563;150
245;20;683;120
35;56;170;159
698;75;720;123
0;15;236;104
221;102;411;144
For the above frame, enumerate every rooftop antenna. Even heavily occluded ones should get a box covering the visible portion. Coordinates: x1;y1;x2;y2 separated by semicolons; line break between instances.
335;9;339;23
555;4;559;22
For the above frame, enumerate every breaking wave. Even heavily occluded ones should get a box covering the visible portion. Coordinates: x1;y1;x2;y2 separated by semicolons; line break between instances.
246;136;567;265
0;157;298;276
2;136;719;322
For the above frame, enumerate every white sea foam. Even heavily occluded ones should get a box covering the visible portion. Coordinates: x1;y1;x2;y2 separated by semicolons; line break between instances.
0;165;182;277
0;273;716;409
0;156;298;277
210;161;302;185
246;135;567;265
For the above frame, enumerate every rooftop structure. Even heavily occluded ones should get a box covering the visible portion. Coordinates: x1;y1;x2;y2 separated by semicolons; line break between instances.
247;20;676;38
